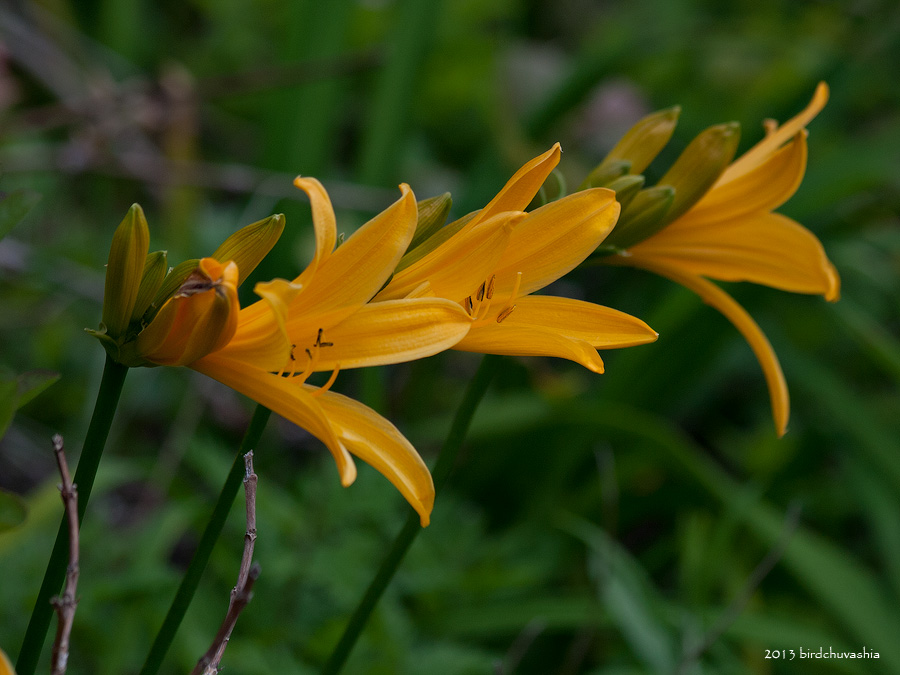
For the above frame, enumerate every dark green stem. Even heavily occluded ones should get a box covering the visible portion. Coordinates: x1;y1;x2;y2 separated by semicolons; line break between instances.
139;405;271;675
322;354;501;675
16;356;129;675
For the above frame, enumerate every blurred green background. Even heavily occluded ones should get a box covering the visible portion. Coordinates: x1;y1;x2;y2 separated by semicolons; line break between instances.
2;0;899;673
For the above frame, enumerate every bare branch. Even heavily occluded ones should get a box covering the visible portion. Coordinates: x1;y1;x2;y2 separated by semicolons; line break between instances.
191;452;260;675
50;434;79;675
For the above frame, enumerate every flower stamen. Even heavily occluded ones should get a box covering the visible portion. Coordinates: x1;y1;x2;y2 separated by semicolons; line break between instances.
496;305;516;323
310;364;341;397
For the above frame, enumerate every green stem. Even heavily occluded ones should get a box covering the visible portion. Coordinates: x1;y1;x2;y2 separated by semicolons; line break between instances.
140;405;271;675
16;356;129;675
322;354;501;675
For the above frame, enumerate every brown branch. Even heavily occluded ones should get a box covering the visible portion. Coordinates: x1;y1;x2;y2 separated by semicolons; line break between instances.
191;452;260;675
50;434;79;675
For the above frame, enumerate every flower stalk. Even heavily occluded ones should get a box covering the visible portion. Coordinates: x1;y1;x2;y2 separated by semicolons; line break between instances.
139;405;271;675
322;354;502;675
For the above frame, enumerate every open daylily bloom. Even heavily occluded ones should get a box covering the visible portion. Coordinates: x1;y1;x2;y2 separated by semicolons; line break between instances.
376;145;659;372
94;182;473;524
606;83;839;435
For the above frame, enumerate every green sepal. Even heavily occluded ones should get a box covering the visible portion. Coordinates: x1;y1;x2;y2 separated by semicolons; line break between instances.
85;325;121;362
602;106;681;175
657;121;740;224
211;214;285;287
410;194;452;251
101;204;150;340
604;186;675;250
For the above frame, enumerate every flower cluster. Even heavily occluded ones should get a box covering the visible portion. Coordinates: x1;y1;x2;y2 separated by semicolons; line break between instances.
91;83;837;525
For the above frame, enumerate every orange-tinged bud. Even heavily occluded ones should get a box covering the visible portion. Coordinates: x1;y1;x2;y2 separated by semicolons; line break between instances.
135;258;239;366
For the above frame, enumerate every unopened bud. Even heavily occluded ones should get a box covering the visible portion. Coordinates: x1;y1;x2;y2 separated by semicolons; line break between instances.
101;204;149;339
603;106;681;175
133;258;239;367
605;175;645;211
580;159;631;190
212;214;285;287
658;122;740;223
131;251;168;323
604;186;675;250
410;193;452;250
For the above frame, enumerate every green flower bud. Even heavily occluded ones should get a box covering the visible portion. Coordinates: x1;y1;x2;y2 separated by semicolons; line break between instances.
580;159;631;190
605;174;645;211
604;186;675;250
658;122;740;224
603;106;681;175
211;213;285;287
131;251;168;324
410;193;452;250
101;204;149;339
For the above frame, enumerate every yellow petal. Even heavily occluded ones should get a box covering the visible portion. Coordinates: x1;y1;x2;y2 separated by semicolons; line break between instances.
376;211;524;302
687;132;807;223
213;278;304;371
636;260;790;436
191;354;357;485
492;295;658;348
492;189;620;297
285;183;418;330
293;177;338;288
719;82;828;184
136;259;240;366
286;298;472;373
455;322;607;373
314;388;434;525
472;143;561;226
626;211;840;300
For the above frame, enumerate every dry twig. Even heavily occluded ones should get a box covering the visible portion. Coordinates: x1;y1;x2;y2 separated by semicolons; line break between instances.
191;452;260;675
50;434;79;675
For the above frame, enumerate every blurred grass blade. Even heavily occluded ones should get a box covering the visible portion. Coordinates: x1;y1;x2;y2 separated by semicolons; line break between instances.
357;0;441;186
561;513;677;674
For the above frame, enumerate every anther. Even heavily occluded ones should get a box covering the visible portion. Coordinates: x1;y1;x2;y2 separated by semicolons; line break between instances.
486;275;495;300
496;305;516;323
476;281;486;302
315;328;334;348
463;296;474;315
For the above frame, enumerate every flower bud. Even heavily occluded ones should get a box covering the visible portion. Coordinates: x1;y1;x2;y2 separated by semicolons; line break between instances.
580;159;631;190
605;174;645;211
131;251;168;323
133;258;239;366
410;193;452;250
657;122;740;223
101;204;149;339
602;106;681;175
211;214;285;287
603;186;675;250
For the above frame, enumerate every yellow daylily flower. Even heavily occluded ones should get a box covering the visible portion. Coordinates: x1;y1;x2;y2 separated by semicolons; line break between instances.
95;182;473;524
606;83;839;435
0;647;15;675
377;145;659;372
